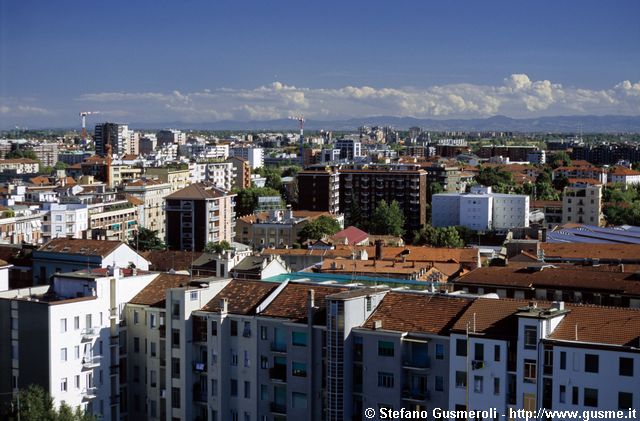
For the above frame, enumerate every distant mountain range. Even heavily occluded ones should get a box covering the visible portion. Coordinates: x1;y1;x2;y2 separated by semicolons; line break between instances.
128;115;640;133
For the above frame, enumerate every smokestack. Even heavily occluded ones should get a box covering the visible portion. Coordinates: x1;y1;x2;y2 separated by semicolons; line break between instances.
375;240;383;260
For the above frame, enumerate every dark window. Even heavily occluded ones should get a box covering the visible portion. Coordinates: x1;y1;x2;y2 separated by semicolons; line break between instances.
584;388;598;407
377;372;394;388
494;345;500;362
435;344;445;360
619;392;633;410
456;339;467;357
474;343;484;361
171;358;180;379
493;377;500;395
585;354;599;373
133;337;140;353
559;385;566;403
172;329;180;348
619;358;634;376
524;326;537;349
560;352;566;370
230;379;237;396
572;387;579;405
211;321;217;336
171;387;180;408
378;341;394;357
230;320;238;336
435;376;444;391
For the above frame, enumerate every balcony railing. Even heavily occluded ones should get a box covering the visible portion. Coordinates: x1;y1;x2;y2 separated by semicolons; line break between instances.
81;327;99;341
402;388;430;401
82;387;97;400
82;356;101;369
270;402;287;415
402;356;431;370
270;342;287;353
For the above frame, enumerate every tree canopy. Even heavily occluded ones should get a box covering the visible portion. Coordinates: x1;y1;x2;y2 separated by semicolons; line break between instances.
370;200;405;236
474;167;514;193
233;186;282;216
5;385;95;421
5;148;39;161
298;215;342;244
129;227;166;251
204;240;232;254
413;225;465;248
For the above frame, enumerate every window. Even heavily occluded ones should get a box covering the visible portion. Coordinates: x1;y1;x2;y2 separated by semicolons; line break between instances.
74;316;80;330
560;352;567;370
231;320;238;336
366;296;372;311
473;376;483;393
435;376;444;391
572;386;579;405
292;331;307;346
133;311;139;324
150;342;157;357
456;339;467;357
455;371;467;388
134;337;140;353
243;321;251;338
292;362;307;377
244;350;250;367
61;348;67;362
260;356;268;369
378;341;394;357
231;351;238;366
74;346;80;360
494;345;500;362
619;357;634;376
171;387;180;408
230;379;238;397
244;381;250;399
210;378;217;396
292;392;307;409
585;354;599;373
619;392;633;410
190;291;198;301
435;344;444;360
74;375;80;389
377;372;394;388
584;388;598;407
172;329;180;348
172;301;180;319
61;378;67;392
524;360;536;383
260;326;267;340
559;385;566;403
211;321;217;336
133;365;140;383
60;318;67;333
524;326;537;349
260;385;268;401
150;314;156;328
150;370;157;387
493;377;500;395
171;358;180;379
474;343;484;361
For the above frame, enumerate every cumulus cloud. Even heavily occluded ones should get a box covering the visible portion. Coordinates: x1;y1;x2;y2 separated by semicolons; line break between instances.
65;74;640;123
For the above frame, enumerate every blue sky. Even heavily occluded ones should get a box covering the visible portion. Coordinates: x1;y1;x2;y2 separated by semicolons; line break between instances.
1;0;639;127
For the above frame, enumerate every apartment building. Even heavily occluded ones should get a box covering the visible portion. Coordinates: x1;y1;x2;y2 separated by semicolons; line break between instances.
609;166;640;185
88;199;140;242
122;178;172;241
225;156;251;190
333;138;362;160
553;165;607;184
0;267;161;420
230;147;264;169
95;123;132;157
189;162;234;191
432;186;529;231
146;167;191;193
165;182;236;251
296;169;341;214
41;203;89;241
0;158;39;174
561;181;603;226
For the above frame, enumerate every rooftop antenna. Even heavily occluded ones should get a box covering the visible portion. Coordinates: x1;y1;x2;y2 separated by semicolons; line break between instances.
79;111;100;146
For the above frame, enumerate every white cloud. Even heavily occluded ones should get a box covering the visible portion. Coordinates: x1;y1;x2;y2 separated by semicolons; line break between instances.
64;74;640;123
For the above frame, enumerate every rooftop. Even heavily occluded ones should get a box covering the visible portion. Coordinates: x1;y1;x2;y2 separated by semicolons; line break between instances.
165;182;233;200
37;238;124;258
201;279;278;314
261;282;349;324
129;273;205;307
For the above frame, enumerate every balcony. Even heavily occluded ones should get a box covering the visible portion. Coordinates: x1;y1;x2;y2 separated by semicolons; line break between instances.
82;356;101;369
402;388;430;402
270;342;287;353
402;356;431;370
81;327;99;341
270;402;287;415
269;366;287;383
82;387;97;400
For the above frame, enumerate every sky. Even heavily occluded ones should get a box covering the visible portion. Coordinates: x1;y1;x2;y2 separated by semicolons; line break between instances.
1;0;639;128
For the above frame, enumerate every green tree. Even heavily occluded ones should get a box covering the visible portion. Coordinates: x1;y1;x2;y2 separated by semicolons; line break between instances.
5;148;39;161
262;167;283;191
552;173;569;192
281;165;301;177
370;200;405;236
413;225;464;248
298;215;342;244
233;187;282;216
129;227;166;251
549;151;571;169
204;240;232;254
346;193;364;230
474;166;514;193
6;384;96;420
54;161;69;170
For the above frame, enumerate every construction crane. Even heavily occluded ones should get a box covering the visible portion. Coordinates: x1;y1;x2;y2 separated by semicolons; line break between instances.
79;111;100;146
289;115;305;166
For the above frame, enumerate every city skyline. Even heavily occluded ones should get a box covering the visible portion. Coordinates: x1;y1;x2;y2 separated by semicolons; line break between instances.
1;0;640;127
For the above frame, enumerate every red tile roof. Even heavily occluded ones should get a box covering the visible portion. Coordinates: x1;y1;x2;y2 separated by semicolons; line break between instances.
201;280;278;314
549;305;640;346
261;282;349;324
129;273;196;307
540;243;640;261
38;238;124;258
330;226;369;245
362;292;472;334
165;182;231;200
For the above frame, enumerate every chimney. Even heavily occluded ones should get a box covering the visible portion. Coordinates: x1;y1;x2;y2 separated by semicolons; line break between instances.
553;301;565;311
220;298;228;314
375;239;383;260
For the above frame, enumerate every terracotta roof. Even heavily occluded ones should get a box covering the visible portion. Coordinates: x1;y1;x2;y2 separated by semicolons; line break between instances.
165;182;231;200
609;166;640;176
361;245;479;264
530;200;562;208
124;178;165;187
201;280;278;314
37;238;124;257
125;195;144;206
29;176;52;186
330;226;369;245
140;250;204;272
317;258;435;280
129;273;195;307
0;158;39;164
548;305;640;347
239;210;331;224
362;292;472;334
567;178;602;185
261;282;349;324
540;243;640;261
455;263;640;295
452;298;536;336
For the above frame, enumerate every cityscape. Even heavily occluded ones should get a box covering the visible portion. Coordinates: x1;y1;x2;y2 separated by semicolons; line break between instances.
1;1;639;421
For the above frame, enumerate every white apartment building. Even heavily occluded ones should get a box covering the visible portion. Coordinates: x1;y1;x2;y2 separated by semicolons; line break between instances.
230;147;264;169
561;181;603;226
432;186;529;231
0;158;40;174
334;139;362;160
0;267;161;420
609;166;640;185
42;203;89;240
189;162;234;191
